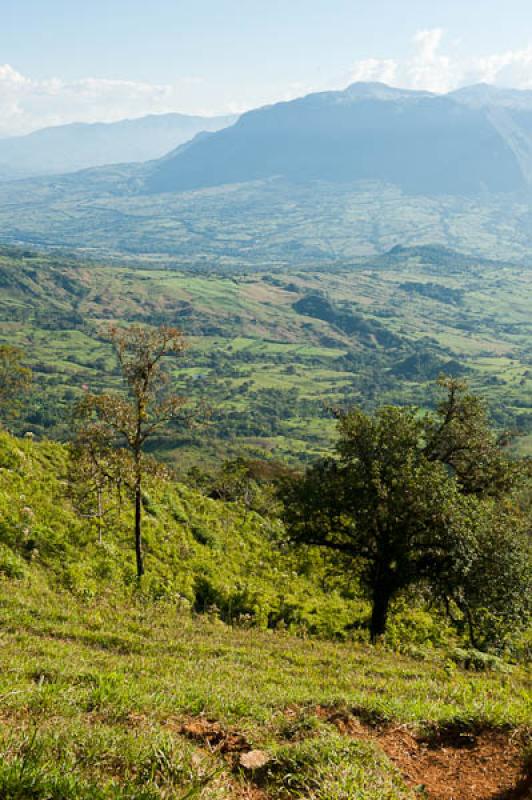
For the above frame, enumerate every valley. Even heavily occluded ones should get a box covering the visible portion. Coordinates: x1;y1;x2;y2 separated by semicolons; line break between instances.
0;64;531;800
1;244;530;466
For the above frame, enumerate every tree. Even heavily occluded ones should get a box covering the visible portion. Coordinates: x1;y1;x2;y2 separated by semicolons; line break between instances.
435;500;531;652
69;424;133;543
282;380;529;644
74;325;186;578
0;345;31;425
423;377;521;497
206;457;283;516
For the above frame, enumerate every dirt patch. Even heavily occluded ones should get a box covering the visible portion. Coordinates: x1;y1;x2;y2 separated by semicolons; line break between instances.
228;781;270;800
176;716;250;755
317;707;530;800
376;727;528;800
176;720;271;799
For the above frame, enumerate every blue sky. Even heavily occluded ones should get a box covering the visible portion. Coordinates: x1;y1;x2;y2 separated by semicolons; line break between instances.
2;0;532;135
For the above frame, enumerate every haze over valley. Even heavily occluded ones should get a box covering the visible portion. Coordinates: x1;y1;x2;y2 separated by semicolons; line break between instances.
3;82;532;265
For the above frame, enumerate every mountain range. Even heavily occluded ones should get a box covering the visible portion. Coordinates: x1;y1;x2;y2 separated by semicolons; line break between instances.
0;112;237;179
144;82;532;195
1;82;532;264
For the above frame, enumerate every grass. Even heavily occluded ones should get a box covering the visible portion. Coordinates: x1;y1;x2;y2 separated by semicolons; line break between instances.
0;580;529;799
0;427;529;798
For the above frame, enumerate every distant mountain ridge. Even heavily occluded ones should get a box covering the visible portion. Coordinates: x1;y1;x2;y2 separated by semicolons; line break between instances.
143;82;532;195
2;82;532;263
449;83;532;110
0;112;237;178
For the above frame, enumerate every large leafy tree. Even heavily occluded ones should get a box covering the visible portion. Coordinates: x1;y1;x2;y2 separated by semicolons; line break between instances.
282;380;530;645
74;325;186;578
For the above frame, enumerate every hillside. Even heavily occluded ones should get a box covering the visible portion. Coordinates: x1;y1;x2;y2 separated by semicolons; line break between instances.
0;428;359;631
0;426;530;799
0;112;237;179
144;83;526;195
3;84;532;261
0;245;530;463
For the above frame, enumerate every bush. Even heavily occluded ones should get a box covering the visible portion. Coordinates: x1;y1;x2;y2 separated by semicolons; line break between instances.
0;543;27;580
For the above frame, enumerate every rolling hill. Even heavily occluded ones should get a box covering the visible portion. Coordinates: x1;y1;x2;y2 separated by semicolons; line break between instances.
0;244;529;463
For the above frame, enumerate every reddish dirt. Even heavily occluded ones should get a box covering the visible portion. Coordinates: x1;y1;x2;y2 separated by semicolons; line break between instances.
135;709;530;799
177;715;250;755
166;716;271;798
316;707;531;800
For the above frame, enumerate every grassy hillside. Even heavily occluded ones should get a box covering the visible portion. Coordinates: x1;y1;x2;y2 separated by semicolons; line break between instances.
1;582;530;800
0;429;361;636
0;428;530;799
0;245;530;464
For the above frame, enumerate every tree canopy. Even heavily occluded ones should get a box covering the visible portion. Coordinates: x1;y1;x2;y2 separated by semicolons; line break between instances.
73;325;187;578
282;379;530;646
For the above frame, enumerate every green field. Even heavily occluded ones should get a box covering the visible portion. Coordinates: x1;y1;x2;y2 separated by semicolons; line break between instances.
0;431;529;800
3;177;532;268
0;244;530;466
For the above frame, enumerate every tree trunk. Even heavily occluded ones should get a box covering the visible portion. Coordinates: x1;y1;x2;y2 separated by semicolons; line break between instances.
97;487;103;544
465;606;479;650
134;475;144;579
370;584;392;643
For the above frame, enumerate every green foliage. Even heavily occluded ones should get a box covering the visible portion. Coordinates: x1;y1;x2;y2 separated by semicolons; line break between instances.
282;382;531;647
0;542;28;579
1;416;529;655
436;502;532;653
0;345;31;424
0;428;363;639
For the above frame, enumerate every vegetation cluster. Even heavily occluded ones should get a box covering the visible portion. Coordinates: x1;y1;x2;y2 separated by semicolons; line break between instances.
0;245;530;799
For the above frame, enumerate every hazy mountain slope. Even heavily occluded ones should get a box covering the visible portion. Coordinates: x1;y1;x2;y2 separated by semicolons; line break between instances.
0;112;237;178
2;83;532;262
450;83;532;110
448;85;532;182
144;83;526;195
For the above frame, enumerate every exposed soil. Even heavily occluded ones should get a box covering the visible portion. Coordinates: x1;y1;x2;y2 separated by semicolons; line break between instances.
177;716;250;755
145;710;531;799
316;707;531;800
166;717;270;798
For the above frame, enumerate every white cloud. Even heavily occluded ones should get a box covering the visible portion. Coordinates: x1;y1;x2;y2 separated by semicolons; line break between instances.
473;46;532;89
0;68;207;137
349;58;398;87
4;31;532;137
348;29;532;95
408;28;456;92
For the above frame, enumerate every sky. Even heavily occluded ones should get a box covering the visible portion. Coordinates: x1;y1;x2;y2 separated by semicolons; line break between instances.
2;0;532;136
